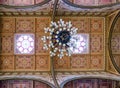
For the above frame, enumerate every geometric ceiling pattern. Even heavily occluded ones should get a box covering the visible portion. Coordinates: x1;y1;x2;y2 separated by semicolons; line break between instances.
0;0;120;88
0;17;105;72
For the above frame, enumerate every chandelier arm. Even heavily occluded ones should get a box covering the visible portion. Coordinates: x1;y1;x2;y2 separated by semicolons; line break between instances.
52;0;59;21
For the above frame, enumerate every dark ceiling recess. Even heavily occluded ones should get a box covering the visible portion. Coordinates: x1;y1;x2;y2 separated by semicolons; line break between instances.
108;11;120;73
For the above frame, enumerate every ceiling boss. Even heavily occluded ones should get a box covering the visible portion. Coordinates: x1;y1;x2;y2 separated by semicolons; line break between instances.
41;19;78;59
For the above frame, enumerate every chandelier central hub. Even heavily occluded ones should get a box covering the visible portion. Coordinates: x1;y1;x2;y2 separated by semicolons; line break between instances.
58;30;70;44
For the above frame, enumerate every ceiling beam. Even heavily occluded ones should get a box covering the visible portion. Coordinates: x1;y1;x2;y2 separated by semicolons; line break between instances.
52;0;59;21
51;1;60;88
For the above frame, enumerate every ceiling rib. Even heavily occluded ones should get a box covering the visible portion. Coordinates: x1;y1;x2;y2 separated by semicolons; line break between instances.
52;0;59;21
51;0;61;88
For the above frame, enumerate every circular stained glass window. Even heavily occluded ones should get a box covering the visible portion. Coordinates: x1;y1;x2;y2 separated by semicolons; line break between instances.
69;34;89;54
14;34;35;54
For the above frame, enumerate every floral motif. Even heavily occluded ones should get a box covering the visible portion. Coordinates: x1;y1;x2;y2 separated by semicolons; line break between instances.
90;55;104;69
36;17;50;33
15;56;35;70
0;56;14;71
36;55;50;71
16;18;35;32
0;18;15;33
54;56;70;69
71;55;90;69
0;34;13;54
90;34;103;53
90;18;104;33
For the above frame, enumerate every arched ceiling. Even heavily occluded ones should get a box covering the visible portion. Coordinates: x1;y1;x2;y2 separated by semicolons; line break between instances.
0;0;52;12
66;0;120;6
0;0;46;6
0;0;120;16
0;0;119;7
58;0;120;15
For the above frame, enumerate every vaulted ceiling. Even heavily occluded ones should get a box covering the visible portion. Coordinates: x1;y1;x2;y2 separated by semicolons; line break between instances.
0;0;120;88
0;0;120;16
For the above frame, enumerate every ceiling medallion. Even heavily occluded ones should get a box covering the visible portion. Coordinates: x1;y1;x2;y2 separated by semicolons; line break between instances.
41;19;78;59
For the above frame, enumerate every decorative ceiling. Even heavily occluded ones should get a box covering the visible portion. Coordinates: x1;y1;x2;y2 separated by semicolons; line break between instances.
0;0;52;12
67;0;120;6
0;0;120;16
0;0;44;5
58;0;120;16
109;14;120;73
1;0;119;6
0;0;120;88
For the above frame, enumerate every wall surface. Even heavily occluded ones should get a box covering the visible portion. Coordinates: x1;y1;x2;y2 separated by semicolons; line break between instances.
64;79;117;88
0;80;51;88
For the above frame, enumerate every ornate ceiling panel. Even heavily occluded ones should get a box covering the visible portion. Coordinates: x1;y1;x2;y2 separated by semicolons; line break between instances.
0;17;51;72
0;0;119;16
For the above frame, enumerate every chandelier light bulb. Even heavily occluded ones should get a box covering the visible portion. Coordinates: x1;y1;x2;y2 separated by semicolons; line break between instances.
56;31;59;34
63;44;66;47
55;36;58;38
56;39;59;42
59;28;62;31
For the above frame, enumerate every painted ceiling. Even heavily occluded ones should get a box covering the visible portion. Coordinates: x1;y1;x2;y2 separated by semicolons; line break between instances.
0;0;120;16
0;0;44;5
0;0;119;6
0;0;120;88
67;0;120;6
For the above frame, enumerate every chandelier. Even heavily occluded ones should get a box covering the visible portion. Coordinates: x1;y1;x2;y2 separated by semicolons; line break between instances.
41;19;78;59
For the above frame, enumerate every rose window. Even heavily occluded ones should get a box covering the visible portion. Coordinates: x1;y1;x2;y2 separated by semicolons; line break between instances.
69;34;89;54
14;34;34;54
